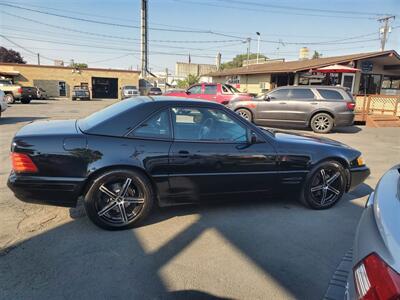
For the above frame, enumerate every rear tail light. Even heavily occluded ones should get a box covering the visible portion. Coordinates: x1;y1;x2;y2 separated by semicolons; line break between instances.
221;100;230;105
347;102;356;110
18;87;22;94
354;253;400;300
11;153;38;173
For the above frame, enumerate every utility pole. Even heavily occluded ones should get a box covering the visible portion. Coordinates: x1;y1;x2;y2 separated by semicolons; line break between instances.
164;68;168;93
140;0;148;78
246;37;251;68
378;15;395;51
256;32;261;64
37;53;40;65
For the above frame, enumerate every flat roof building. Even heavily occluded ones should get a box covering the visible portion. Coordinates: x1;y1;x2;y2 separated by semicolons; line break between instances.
0;63;140;100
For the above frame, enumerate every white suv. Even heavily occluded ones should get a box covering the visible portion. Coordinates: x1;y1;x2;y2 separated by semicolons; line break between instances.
0;90;7;117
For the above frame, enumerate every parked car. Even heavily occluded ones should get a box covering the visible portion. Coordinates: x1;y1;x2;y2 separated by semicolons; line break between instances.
228;86;356;133
0;90;7;117
7;96;369;230
37;87;48;100
148;87;162;96
72;86;90;101
346;165;400;300
0;79;22;104
121;85;139;99
20;86;38;104
165;83;253;105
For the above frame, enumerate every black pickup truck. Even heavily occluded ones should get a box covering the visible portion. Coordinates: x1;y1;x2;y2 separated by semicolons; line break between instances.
21;86;38;104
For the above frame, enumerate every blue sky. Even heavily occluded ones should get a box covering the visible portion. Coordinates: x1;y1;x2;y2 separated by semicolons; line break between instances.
0;0;399;72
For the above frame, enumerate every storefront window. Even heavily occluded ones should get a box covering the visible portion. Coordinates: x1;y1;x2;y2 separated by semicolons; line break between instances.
359;74;382;95
382;76;400;90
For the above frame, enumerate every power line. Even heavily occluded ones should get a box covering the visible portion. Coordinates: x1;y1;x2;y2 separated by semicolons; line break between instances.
214;0;390;16
1;10;244;44
0;34;218;58
171;0;381;20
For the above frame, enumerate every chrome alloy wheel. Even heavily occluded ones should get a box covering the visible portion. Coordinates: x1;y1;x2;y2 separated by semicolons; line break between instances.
237;110;250;120
95;177;145;225
313;115;330;131
310;168;342;206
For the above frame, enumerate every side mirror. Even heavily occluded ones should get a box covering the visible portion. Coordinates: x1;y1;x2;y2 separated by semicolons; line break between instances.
186;91;191;95
247;130;258;144
264;95;271;101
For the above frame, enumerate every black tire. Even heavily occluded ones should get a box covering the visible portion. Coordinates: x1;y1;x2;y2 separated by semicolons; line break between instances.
4;94;15;104
310;113;334;133
300;160;346;209
21;99;31;104
236;108;253;122
84;169;154;230
72;97;76;101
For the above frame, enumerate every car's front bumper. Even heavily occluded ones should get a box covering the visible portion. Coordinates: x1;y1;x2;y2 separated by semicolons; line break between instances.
348;166;370;191
7;172;85;207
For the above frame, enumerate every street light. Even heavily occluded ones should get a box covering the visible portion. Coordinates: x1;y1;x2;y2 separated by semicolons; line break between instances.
256;32;261;64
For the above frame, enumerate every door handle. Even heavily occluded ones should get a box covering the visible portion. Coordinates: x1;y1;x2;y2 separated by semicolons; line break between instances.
178;150;190;157
310;102;318;105
279;102;287;104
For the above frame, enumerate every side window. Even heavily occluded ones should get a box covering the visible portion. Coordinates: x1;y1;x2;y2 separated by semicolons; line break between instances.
187;85;202;94
204;85;217;95
317;89;344;100
172;107;247;142
268;89;289;100
222;85;232;94
288;89;315;99
130;109;171;139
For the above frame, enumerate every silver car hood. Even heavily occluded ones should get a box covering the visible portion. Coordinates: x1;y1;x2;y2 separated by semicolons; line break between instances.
373;165;400;272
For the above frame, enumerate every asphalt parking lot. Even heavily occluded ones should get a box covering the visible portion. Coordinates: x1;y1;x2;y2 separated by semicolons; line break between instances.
1;99;399;300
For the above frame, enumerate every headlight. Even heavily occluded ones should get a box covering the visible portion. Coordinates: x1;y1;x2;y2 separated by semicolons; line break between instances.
357;156;365;166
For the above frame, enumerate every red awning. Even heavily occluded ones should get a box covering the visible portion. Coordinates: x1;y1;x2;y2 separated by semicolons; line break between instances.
314;64;360;73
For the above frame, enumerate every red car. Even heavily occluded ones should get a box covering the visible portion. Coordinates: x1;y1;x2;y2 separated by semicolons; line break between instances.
165;83;253;105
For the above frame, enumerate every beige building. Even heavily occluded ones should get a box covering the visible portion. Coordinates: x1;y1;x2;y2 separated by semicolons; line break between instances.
210;50;400;95
175;62;217;78
0;63;140;99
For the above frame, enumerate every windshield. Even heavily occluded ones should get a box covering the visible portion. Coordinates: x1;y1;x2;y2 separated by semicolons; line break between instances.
78;99;141;131
226;84;241;93
151;88;161;91
124;86;137;90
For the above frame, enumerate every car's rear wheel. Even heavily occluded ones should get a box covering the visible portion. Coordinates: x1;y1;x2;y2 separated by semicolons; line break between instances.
310;113;334;133
301;161;346;209
4;94;15;104
236;108;253;122
84;169;154;230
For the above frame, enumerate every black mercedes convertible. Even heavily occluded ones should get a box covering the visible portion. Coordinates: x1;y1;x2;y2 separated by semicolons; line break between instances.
8;97;370;230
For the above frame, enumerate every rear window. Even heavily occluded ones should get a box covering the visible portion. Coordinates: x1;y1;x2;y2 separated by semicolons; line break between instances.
151;88;161;91
317;89;344;100
78;99;141;131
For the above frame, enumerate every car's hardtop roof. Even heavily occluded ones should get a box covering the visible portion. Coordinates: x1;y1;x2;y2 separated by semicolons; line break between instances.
274;85;348;90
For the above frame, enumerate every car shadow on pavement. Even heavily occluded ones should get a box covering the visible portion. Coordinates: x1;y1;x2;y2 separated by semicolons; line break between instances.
0;184;371;300
0;116;48;125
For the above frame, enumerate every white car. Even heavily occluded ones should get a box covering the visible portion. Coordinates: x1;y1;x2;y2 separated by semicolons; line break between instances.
0;90;7;117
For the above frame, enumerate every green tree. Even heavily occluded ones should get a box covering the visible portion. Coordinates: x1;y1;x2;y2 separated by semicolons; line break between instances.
0;47;26;64
312;51;322;59
220;53;267;70
70;62;88;69
176;74;200;89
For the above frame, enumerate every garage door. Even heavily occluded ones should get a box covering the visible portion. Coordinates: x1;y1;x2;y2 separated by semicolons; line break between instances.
92;77;118;99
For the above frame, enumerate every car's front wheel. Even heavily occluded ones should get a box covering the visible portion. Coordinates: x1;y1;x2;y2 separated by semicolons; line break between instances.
236;108;253;122
84;169;154;230
301;161;346;209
